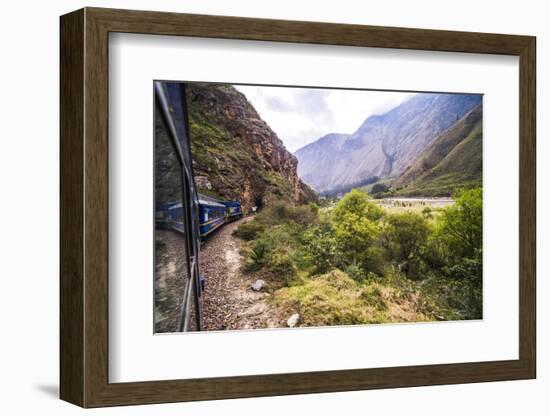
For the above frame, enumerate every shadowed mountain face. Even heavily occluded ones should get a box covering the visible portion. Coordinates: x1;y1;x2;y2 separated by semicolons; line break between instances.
295;93;482;194
293;133;351;194
393;104;482;196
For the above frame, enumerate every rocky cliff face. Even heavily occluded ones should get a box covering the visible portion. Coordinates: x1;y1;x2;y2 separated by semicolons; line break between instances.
186;83;316;213
295;93;482;194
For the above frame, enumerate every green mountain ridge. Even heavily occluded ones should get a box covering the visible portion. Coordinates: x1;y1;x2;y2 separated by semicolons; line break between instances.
295;93;482;194
392;105;482;196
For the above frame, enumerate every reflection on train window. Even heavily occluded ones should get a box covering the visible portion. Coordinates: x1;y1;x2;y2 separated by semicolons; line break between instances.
154;106;190;333
186;283;199;332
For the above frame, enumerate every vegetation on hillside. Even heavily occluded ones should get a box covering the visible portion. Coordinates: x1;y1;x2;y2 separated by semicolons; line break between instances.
186;83;317;212
234;188;483;326
295;93;482;194
187;88;293;202
391;105;482;197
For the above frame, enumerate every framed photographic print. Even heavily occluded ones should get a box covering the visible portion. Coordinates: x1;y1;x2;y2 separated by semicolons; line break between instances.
60;7;536;408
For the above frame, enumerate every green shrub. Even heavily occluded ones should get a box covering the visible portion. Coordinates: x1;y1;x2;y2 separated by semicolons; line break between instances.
420;273;481;321
332;189;384;223
245;239;271;271
361;246;387;277
421;206;433;218
268;251;297;285
304;223;338;274
242;225;300;286
274;269;433;326
383;211;431;279
237;187;483;324
344;261;364;283
431;187;483;306
446;278;482;320
288;205;318;227
233;221;265;241
359;285;387;310
258;201;318;228
308;202;320;215
256;202;287;225
443;248;482;281
326;189;392;276
437;187;482;259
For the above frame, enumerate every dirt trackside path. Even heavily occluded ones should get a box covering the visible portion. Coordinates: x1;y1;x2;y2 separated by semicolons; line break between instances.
199;217;280;331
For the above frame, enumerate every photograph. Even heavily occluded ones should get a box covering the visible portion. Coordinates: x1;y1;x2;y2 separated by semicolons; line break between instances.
154;81;483;333
52;5;538;410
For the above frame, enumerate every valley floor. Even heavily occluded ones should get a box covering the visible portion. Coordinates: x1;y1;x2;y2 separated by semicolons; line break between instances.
375;197;455;212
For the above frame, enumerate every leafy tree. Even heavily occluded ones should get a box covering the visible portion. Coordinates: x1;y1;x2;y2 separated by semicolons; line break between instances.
431;188;483;317
383;211;431;278
304;223;338;274
438;187;482;259
331;190;384;271
332;189;384;223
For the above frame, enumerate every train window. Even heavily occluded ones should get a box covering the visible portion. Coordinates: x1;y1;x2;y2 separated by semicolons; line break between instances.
154;105;191;333
186;278;200;332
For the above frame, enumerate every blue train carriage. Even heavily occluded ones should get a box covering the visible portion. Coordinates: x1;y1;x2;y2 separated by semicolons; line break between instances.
198;195;227;238
221;200;243;222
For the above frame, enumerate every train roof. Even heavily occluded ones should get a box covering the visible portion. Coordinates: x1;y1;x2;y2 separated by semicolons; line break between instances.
197;198;226;208
198;193;221;203
197;193;239;208
220;200;241;207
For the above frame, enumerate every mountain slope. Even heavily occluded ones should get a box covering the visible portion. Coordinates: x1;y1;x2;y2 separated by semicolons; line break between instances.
186;83;317;212
393;105;482;196
295;93;482;193
295;133;350;191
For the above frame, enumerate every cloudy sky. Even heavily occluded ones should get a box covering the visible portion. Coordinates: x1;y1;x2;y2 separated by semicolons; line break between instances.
236;85;415;152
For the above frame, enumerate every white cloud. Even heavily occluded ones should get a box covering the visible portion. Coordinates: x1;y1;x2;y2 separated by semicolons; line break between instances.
236;85;414;152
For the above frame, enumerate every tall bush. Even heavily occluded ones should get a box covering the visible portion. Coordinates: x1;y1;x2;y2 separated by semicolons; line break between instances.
331;190;384;272
438;187;482;259
383;211;430;279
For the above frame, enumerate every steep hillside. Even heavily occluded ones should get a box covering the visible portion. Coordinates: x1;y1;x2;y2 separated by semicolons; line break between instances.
295;93;482;193
393;105;482;196
186;83;317;212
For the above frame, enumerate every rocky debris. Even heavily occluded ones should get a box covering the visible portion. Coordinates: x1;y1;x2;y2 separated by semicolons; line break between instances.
287;313;300;328
199;218;283;331
194;175;212;190
251;279;265;291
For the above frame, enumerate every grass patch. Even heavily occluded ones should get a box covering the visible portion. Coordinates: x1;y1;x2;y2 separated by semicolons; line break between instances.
273;269;434;326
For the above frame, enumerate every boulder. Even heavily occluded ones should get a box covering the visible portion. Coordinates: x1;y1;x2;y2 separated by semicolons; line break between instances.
287;313;300;328
194;175;212;190
251;279;265;291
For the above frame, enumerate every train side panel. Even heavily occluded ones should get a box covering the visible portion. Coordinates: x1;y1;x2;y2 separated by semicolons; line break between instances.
221;200;243;222
198;201;227;238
